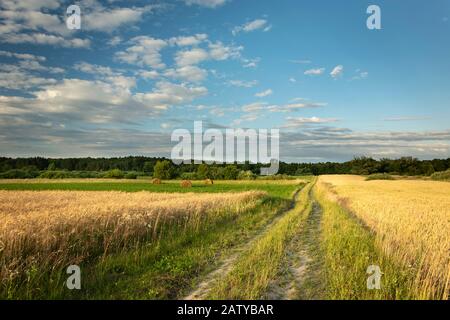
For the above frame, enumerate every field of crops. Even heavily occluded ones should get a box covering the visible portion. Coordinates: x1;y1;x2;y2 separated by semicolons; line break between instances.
0;176;448;300
318;175;450;299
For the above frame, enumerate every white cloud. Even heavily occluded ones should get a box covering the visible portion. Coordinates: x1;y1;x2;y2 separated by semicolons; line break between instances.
289;59;311;64
232;19;271;35
304;68;325;75
255;89;273;98
134;81;207;110
183;0;227;8
0;65;57;90
0;79;207;125
0;1;91;47
242;102;267;112
229;80;258;88
108;36;122;46
74;62;116;77
283;116;338;128
168;34;208;46
0;33;91;48
351;70;368;81
116;36;168;69
164;65;207;82
175;47;210;66
208;41;243;60
330;65;344;78
84;7;151;32
289;77;297;83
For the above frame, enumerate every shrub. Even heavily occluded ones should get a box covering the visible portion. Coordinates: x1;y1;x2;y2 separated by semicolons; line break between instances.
237;170;256;180
124;172;138;179
365;173;395;181
153;160;173;179
0;169;38;179
180;180;192;188
431;169;450;181
205;178;214;185
180;172;198;180
39;171;72;179
152;178;162;185
103;169;124;179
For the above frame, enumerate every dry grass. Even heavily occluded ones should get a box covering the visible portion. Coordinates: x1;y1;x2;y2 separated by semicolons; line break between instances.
320;175;450;299
0;190;264;287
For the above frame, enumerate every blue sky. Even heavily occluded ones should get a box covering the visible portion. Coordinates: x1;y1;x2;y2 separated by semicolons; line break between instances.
0;0;449;162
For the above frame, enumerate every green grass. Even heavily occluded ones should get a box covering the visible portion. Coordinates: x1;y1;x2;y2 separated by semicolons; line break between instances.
0;179;307;200
207;181;314;299
365;173;395;181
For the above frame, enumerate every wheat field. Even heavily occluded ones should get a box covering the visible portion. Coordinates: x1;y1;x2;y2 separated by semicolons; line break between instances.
319;175;450;299
0;190;265;288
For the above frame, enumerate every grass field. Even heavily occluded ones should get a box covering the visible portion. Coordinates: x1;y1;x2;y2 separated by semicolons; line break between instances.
0;176;448;300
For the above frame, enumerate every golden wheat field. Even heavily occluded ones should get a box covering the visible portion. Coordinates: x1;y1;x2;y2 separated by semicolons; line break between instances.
0;190;264;285
320;175;450;299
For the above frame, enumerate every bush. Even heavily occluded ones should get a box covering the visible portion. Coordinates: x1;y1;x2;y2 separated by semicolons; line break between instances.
431;169;450;181
153;160;173;179
39;171;73;179
237;170;256;180
180;172;198;180
180;180;192;188
0;169;39;179
124;172;138;179
365;173;395;181
103;169;124;179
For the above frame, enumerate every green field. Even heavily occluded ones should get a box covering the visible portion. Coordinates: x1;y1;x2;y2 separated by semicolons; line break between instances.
0;179;302;199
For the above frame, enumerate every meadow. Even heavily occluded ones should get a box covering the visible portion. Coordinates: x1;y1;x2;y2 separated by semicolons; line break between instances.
0;176;448;300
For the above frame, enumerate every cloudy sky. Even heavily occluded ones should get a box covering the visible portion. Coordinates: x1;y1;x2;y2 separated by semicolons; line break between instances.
0;0;449;162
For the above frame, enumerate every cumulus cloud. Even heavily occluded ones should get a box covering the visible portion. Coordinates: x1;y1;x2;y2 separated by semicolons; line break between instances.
255;89;273;98
0;0;91;47
304;68;325;75
0;33;91;48
282;117;339;128
330;65;344;78
232;19;271;35
83;5;155;32
174;47;210;66
164;65;207;82
228;80;258;88
116;36;168;69
168;34;208;46
183;0;227;8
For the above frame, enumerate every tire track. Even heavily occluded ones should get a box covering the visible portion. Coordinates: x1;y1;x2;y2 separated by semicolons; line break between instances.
266;189;325;300
183;187;304;300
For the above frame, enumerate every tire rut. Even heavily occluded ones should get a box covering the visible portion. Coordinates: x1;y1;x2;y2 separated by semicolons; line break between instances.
183;187;304;300
266;190;325;300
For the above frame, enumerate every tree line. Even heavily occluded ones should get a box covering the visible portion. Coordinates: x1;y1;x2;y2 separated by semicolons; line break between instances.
0;156;449;179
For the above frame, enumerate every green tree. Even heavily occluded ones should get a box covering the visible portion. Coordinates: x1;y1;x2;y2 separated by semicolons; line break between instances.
143;161;153;174
223;165;239;180
153;160;173;179
47;162;56;171
196;163;210;179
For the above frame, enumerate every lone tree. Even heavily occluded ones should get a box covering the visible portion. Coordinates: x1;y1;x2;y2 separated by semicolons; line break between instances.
153;160;173;179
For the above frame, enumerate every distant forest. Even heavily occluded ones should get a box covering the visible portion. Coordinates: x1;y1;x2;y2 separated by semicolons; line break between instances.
1;156;450;179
